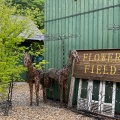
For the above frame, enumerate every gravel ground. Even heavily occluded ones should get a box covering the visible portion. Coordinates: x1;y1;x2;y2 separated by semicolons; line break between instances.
0;82;95;120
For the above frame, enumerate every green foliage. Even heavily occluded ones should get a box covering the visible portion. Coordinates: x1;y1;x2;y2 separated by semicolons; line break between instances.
26;42;48;69
11;0;44;31
0;0;35;99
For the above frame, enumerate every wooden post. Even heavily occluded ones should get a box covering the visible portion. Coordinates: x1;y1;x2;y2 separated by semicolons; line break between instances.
77;79;82;110
68;59;75;107
112;82;116;116
87;80;93;111
101;81;105;114
98;81;103;112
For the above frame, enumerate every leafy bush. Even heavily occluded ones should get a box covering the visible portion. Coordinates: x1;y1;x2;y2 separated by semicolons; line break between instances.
11;0;44;31
26;42;48;70
0;0;36;99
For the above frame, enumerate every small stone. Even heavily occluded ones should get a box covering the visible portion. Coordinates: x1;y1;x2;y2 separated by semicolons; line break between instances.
0;83;93;120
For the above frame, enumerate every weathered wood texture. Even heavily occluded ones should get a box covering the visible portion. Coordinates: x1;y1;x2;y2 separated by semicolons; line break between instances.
74;49;120;82
45;0;120;113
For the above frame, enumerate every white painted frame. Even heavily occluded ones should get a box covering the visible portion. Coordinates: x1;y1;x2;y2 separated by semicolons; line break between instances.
68;78;116;117
68;58;116;116
101;82;116;117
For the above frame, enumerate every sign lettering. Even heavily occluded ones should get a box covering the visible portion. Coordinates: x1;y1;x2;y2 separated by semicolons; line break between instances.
73;50;120;82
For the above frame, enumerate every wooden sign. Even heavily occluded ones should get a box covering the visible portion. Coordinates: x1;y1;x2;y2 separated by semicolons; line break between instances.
73;49;120;82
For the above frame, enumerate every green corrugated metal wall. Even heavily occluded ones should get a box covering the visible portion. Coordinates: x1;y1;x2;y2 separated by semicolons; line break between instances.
44;0;120;112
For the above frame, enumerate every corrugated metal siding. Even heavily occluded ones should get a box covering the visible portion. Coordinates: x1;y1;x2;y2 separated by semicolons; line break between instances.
45;0;120;66
44;0;120;106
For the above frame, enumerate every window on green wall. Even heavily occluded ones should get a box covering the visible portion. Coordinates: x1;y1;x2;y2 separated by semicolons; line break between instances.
81;79;88;98
105;81;113;103
115;82;120;113
92;80;100;101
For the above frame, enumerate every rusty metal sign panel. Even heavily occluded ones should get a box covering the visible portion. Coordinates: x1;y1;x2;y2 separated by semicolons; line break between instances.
73;49;120;82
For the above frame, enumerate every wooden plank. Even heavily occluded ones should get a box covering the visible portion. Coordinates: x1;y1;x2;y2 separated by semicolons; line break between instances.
77;79;82;110
101;81;105;114
112;82;116;116
73;49;120;82
68;59;75;107
98;81;103;112
68;77;75;107
87;80;93;111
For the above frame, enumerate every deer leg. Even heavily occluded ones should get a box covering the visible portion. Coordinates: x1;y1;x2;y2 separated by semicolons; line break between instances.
52;89;55;102
29;82;33;106
64;80;68;105
59;79;63;108
50;79;55;101
43;87;47;103
43;75;48;103
35;80;39;106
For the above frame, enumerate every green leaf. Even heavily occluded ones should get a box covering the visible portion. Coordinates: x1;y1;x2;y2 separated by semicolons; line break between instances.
0;0;35;99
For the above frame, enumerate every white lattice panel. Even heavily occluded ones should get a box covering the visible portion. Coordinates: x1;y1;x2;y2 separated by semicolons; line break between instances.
68;78;116;117
102;103;112;115
77;98;88;110
91;101;99;113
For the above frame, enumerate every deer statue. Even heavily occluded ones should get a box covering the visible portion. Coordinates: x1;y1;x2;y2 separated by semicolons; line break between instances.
24;52;44;106
43;50;80;107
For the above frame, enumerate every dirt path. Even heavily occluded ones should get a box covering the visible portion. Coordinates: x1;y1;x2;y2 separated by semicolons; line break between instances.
0;83;94;120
